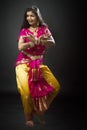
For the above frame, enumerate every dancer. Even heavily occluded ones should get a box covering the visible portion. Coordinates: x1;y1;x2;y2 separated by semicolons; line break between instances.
15;5;60;127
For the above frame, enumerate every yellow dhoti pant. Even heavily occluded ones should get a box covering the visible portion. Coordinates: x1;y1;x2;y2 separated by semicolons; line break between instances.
15;64;60;115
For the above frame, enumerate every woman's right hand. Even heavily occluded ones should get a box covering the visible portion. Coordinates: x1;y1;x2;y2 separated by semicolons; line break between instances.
18;35;35;51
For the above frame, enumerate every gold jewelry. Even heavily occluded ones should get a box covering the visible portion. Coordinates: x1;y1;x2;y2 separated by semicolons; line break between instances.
40;39;44;45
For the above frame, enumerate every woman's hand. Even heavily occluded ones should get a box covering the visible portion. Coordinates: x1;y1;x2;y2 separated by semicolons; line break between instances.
39;34;55;47
22;34;36;43
39;35;51;45
18;35;35;51
28;34;36;43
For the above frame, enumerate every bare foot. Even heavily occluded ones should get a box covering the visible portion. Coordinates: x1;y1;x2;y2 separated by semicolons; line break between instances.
33;110;46;125
26;120;34;127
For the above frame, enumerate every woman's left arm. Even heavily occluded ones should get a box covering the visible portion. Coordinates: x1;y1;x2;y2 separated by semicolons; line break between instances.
40;35;55;47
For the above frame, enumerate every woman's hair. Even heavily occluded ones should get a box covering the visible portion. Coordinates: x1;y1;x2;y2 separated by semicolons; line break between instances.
20;5;47;30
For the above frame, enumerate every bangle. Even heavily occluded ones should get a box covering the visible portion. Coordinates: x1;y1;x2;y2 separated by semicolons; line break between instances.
40;39;44;45
36;38;40;44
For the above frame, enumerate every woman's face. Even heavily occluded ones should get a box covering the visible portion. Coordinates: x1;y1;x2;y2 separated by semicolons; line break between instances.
26;11;37;26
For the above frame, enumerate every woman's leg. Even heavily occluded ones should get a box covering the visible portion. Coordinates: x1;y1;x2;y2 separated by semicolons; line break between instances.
32;64;60;124
15;64;34;126
40;65;60;107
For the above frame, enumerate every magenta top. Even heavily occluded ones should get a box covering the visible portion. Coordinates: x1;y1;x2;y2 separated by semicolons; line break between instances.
15;25;51;66
15;25;54;99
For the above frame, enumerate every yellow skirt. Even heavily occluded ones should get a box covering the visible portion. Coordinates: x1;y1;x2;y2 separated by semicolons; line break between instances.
15;64;60;115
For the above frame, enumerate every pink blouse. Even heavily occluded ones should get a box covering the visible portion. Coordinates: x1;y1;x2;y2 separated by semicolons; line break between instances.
15;25;51;66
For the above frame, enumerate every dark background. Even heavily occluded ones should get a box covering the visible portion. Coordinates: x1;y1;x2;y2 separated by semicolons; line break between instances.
0;0;86;130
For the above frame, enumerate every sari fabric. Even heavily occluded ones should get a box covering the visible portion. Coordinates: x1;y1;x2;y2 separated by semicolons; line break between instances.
15;25;60;113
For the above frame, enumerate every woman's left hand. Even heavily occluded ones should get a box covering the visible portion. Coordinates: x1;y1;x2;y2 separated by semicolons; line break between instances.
27;34;36;43
23;34;36;43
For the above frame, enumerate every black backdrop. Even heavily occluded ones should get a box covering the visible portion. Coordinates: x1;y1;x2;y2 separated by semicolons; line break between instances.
0;0;86;98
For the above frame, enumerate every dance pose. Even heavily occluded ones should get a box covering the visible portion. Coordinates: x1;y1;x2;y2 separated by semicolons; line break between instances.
15;6;60;127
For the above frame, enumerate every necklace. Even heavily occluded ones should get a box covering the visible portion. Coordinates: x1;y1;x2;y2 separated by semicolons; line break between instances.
29;27;38;33
29;26;38;37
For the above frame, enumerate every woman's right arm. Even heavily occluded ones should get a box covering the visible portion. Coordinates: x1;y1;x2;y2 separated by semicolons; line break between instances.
18;36;34;51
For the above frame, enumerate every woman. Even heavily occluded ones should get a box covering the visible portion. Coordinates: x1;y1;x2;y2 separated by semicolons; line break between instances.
15;6;60;127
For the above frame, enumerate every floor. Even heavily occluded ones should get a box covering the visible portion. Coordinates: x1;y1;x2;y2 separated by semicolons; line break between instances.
0;92;87;130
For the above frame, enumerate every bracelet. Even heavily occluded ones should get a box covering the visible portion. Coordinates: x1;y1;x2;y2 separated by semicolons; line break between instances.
40;39;44;45
36;38;40;44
